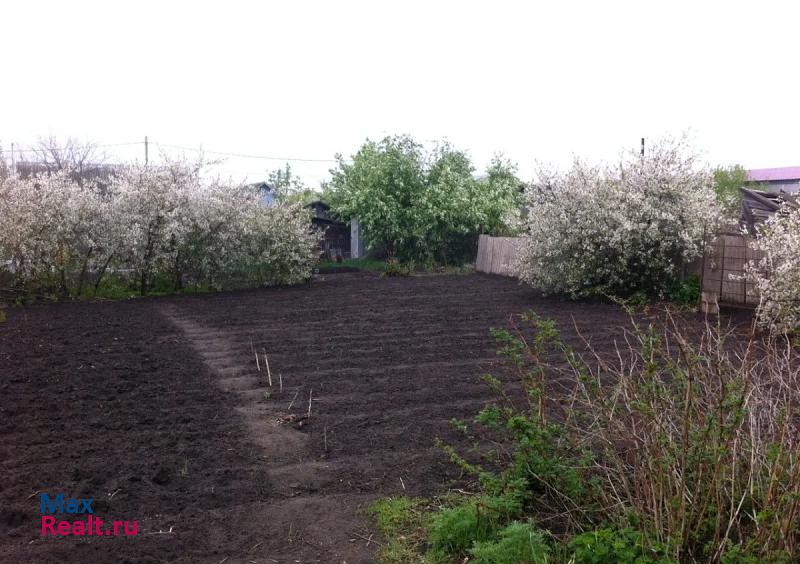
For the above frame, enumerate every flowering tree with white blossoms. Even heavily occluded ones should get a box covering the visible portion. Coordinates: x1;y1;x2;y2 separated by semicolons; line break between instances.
746;205;800;331
517;137;721;298
237;200;321;286
0;170;107;296
105;158;320;294
0;157;320;298
108;160;196;294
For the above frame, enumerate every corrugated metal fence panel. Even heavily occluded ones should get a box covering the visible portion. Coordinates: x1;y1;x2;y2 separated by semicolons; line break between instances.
476;236;523;276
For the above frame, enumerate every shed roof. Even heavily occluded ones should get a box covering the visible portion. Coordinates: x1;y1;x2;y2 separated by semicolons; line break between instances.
305;200;344;224
740;187;799;234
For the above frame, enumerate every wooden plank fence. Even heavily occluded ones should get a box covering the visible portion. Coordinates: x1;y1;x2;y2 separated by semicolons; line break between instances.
475;235;522;276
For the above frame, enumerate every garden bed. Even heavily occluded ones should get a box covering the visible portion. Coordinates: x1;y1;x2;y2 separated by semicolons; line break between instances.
0;273;750;562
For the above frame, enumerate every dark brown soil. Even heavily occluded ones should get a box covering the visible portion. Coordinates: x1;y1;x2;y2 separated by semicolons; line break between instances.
0;272;750;563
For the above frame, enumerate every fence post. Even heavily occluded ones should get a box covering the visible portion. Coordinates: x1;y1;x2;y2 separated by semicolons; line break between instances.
718;237;726;301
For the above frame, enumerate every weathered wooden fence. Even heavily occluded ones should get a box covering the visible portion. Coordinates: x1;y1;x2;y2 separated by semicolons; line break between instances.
475;235;522;276
700;233;763;309
476;233;763;311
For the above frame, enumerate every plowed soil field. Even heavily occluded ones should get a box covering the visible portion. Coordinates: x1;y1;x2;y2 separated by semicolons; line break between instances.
0;272;745;563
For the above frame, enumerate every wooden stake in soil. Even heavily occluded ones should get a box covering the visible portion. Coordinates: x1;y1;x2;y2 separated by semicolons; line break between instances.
279;373;283;393
263;348;272;387
250;338;259;372
288;390;298;410
307;389;313;418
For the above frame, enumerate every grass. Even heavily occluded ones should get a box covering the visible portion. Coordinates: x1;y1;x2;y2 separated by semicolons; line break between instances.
318;257;475;277
319;257;391;272
80;276;214;300
367;493;476;563
368;496;430;563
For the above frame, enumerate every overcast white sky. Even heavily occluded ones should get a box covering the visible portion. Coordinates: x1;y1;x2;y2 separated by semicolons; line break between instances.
1;1;798;186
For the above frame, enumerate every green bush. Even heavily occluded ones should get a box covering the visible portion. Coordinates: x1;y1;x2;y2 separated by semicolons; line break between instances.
328;135;522;265
381;260;414;277
569;527;674;564
666;273;701;304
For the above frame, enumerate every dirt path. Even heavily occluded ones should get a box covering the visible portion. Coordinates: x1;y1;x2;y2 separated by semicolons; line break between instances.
0;272;696;562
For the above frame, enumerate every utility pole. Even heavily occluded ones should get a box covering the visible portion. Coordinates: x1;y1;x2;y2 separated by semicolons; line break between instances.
641;137;645;157
144;136;149;165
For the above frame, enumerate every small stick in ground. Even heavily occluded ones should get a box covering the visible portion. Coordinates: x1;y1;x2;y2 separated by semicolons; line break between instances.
288;390;299;410
279;372;283;393
351;532;383;547
307;389;313;418
400;477;406;490
263;349;272;386
254;348;260;372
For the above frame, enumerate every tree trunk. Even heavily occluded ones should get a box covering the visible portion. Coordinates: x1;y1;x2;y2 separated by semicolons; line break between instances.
76;246;93;297
93;254;114;295
59;267;69;298
140;269;149;296
174;266;183;291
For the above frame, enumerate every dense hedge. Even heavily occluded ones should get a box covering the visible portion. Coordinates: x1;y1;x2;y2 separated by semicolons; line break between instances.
0;159;320;298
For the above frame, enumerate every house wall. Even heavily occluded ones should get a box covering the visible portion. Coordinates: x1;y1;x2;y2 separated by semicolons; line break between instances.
762;181;800;194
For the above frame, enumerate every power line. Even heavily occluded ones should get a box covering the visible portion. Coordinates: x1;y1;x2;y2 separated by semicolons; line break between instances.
152;143;338;163
0;139;342;165
0;141;144;155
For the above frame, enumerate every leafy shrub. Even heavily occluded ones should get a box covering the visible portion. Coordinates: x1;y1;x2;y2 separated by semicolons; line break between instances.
427;495;523;556
469;521;551;564
517;137;720;298
712;165;753;218
746;203;800;331
666;274;701;304
381;259;414;278
569;527;674;564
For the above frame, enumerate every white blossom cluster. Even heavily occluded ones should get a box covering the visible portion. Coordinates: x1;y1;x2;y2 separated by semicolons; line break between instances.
0;159;320;296
516;138;721;297
746;205;800;331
